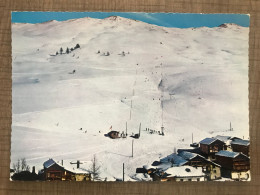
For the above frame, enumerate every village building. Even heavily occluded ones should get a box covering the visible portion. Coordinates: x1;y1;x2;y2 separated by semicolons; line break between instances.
178;151;221;180
199;138;226;160
215;150;250;181
153;166;206;182
43;159;74;181
230;138;250;156
42;159;91;181
139;135;250;182
213;135;246;152
148;151;221;180
107;131;120;139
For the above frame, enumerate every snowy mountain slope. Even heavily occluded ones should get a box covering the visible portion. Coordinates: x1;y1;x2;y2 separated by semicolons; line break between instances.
11;16;249;181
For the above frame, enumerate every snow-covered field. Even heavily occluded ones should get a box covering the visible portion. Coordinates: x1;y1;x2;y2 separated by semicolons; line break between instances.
11;16;249;181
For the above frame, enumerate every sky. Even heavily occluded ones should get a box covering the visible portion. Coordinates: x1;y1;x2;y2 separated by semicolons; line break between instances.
11;12;250;28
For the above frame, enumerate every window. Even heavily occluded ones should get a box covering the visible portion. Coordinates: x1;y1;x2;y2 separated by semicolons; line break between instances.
214;170;216;173
188;179;192;181
180;179;183;182
197;178;200;181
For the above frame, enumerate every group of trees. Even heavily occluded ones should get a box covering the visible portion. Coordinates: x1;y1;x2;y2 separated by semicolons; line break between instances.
11;158;38;181
56;43;80;55
12;158;30;173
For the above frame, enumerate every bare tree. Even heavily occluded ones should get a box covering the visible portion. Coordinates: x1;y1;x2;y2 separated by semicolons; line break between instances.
21;158;30;172
12;159;20;173
13;158;30;173
90;155;101;181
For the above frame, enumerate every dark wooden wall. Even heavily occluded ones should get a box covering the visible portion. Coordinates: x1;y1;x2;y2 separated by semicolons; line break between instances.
0;0;260;194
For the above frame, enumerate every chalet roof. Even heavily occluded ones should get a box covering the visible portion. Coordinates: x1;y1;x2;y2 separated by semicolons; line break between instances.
160;153;188;166
178;151;197;160
214;135;231;142
160;153;175;163
177;147;204;156
43;158;56;168
109;130;119;133
179;151;221;167
199;137;224;145
231;139;250;146
172;154;188;166
216;150;239;158
164;166;205;177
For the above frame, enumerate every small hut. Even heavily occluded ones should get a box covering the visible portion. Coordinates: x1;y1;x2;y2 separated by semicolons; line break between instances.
107;131;120;139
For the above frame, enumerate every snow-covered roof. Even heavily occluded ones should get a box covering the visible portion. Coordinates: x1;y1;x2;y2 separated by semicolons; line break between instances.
144;162;174;171
214;135;231;142
216;150;239;158
199;137;224;145
43;158;56;168
164;166;205;177
178;151;221;167
43;158;90;174
67;167;90;174
178;151;197;160
172;154;188;166
160;153;188;166
160;153;175;163
231;139;250;146
133;173;153;181
56;161;91;174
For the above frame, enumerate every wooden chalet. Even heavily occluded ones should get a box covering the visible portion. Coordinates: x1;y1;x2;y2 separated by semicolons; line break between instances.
151;151;221;181
231;139;250;156
178;151;221;180
43;159;91;181
43;159;74;181
199;138;225;160
215;150;250;180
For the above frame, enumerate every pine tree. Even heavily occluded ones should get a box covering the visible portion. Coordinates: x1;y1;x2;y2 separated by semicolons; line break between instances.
56;51;58;55
60;47;63;55
106;51;110;56
66;47;69;54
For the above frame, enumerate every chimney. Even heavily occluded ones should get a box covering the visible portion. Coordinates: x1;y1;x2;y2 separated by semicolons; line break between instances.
61;160;63;166
32;166;35;174
77;160;80;168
